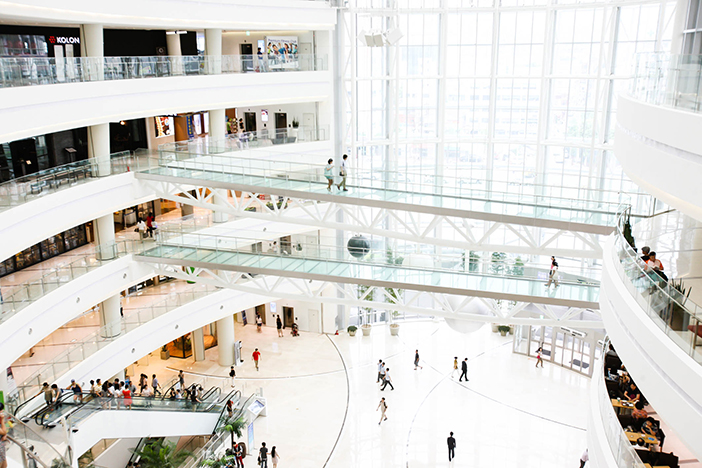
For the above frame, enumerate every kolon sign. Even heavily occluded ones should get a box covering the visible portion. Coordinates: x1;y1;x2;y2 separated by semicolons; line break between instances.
49;36;80;45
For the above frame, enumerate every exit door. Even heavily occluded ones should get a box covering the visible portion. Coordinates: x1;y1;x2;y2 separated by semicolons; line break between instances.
240;43;254;72
255;304;266;325
283;306;294;328
244;112;257;134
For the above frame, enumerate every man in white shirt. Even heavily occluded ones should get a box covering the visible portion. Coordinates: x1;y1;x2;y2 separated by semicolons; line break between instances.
381;368;394;391
336;154;349;191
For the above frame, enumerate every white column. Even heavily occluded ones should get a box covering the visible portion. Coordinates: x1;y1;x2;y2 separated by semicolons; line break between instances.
166;32;183;76
217;315;236;366
99;294;121;338
94;213;116;258
212;189;229;223
192;328;206;362
82;24;104;81
205;29;222;74
88;123;110;177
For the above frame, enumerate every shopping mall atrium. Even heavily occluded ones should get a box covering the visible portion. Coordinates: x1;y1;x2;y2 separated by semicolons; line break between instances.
0;0;700;467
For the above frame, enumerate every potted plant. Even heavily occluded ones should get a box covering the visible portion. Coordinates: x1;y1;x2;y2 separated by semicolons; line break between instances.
347;325;358;336
389;311;401;336
130;441;192;468
361;324;372;336
497;325;511;337
290;118;300;140
217;415;246;447
160;344;170;360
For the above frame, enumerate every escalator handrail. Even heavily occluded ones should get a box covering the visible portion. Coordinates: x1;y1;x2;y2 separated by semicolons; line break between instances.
5;435;50;468
212;389;243;434
6;414;71;467
32;391;93;425
158;377;180;400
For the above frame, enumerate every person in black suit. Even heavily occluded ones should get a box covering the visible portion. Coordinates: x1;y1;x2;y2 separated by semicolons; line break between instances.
459;358;469;382
447;432;456;461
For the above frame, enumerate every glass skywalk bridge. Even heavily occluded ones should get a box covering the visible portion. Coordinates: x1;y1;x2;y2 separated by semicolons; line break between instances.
136;233;600;309
138;151;647;235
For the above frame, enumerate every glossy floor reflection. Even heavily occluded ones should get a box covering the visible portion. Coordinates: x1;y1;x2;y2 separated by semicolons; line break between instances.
134;320;589;467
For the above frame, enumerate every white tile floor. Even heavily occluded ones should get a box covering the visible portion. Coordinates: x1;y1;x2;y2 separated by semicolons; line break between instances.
130;320;591;468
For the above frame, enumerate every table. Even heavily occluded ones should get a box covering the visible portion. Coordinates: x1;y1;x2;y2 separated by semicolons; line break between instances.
611;398;635;414
626;431;658;445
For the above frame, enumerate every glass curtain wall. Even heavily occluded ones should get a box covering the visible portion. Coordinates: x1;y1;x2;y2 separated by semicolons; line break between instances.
342;0;676;205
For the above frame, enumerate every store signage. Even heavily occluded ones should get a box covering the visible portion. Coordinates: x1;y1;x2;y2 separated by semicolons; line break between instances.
49;36;80;45
560;326;586;338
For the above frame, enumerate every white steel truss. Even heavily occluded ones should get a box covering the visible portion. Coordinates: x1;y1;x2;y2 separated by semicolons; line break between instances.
139;180;604;259
151;264;603;329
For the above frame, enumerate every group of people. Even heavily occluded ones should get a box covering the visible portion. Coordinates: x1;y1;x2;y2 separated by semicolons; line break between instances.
324;154;348;192
640;246;667;282
135;213;157;240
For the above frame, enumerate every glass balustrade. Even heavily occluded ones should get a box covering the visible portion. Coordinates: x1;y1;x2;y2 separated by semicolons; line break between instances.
0;239;146;326
612;210;702;364
631;53;702;113
597;357;647;468
13;284;221;403
140;232;600;304
4;414;71;468
149;150;638;227
0;151;156;214
0;54;327;88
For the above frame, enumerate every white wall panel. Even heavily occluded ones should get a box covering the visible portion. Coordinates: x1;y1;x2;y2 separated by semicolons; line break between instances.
0;72;332;144
616;95;702;222
0;0;335;30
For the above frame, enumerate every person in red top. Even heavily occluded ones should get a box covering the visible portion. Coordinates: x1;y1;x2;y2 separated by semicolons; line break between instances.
252;348;261;371
122;384;132;410
146;213;154;238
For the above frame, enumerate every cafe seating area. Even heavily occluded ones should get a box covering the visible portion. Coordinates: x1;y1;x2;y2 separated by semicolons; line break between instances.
604;345;680;468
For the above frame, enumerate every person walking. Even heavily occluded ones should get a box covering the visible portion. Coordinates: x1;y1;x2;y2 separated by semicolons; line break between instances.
381;368;394;391
152;374;161;396
414;350;423;370
377;397;388;425
324;158;335;192
545;257;559;288
271;446;281;468
447;432;456;461
535;346;544;368
276;315;284;337
259;442;269;468
233;444;244;468
579;448;589;467
256;313;263;333
377;360;385;383
459;358;469;382
451;357;459;379
336;154;349;191
229;366;236;387
253;348;261;371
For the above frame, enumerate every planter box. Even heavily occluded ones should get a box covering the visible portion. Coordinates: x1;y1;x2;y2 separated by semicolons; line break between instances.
160;349;170;360
389;325;400;336
361;325;372;336
349;330;357;336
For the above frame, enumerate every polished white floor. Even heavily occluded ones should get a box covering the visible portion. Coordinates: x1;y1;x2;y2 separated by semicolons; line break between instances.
131;320;590;468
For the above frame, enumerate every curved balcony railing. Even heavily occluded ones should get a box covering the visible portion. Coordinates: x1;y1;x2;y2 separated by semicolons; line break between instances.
612;209;702;364
13;283;220;403
0;150;154;213
0;54;327;89
0;239;145;326
631;53;702;113
596;353;646;468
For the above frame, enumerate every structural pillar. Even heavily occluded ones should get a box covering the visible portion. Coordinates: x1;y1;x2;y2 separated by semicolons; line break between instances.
192;327;206;362
82;24;111;176
166;32;183;75
217;315;236;366
208;108;227;152
94;213;116;258
212;189;229;223
205;28;222;74
99;294;121;338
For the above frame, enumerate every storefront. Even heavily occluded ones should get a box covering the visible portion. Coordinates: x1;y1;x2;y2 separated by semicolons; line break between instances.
0;224;88;277
0;25;81;59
